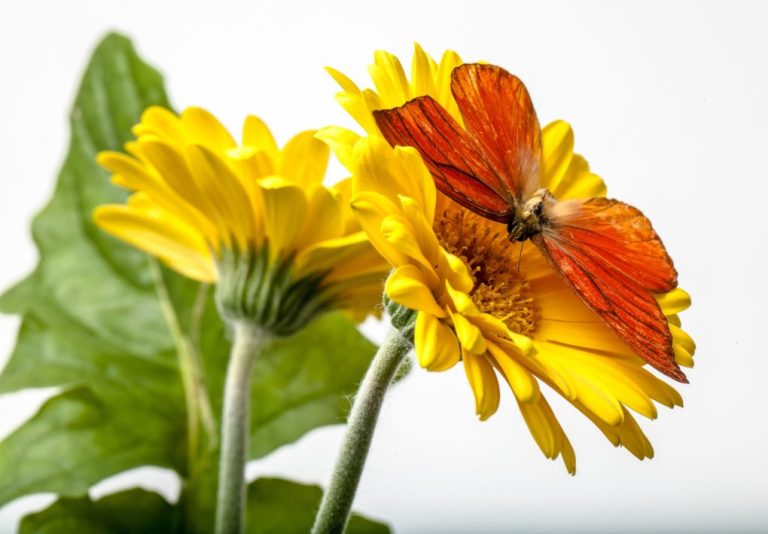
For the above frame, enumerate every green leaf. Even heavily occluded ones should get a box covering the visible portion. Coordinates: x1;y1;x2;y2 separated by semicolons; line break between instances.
0;31;385;532
0;387;183;506
19;488;174;534
0;32;174;361
246;478;389;534
0;32;186;508
20;479;390;534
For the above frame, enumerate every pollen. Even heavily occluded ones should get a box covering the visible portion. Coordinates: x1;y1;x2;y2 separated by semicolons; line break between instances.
434;203;538;336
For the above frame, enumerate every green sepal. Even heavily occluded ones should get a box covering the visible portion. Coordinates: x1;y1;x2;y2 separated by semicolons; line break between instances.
215;244;334;336
383;293;417;346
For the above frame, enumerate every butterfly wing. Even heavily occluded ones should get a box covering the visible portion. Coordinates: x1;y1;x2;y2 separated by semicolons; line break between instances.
373;95;512;222
451;63;542;200
533;197;685;382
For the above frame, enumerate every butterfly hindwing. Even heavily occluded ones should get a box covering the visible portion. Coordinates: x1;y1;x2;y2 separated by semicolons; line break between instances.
373;96;512;221
451;64;542;200
533;198;685;382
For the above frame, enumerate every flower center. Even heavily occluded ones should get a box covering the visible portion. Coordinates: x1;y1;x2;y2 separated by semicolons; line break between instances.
434;203;538;336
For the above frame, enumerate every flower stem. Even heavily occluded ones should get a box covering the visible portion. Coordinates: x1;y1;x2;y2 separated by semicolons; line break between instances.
311;328;411;534
215;320;269;534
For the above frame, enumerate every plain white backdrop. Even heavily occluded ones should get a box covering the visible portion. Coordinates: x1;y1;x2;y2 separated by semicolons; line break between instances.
1;1;767;532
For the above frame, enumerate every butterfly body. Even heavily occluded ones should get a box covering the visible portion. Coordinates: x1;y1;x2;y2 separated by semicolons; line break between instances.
373;63;687;383
505;187;554;242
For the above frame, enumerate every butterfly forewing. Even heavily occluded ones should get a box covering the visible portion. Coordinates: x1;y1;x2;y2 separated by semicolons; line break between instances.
373;96;512;221
534;198;685;382
451;64;542;200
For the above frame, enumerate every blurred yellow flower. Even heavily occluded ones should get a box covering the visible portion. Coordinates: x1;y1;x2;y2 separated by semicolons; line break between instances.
95;106;387;328
322;46;696;473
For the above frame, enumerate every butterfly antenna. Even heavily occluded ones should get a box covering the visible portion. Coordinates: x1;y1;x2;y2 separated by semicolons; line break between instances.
516;242;524;272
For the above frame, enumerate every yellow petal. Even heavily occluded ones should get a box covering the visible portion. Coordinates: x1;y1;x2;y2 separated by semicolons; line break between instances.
438;250;474;294
541;120;574;192
486;341;539;403
472;313;534;356
242;115;279;162
94;205;215;283
450;311;486;355
295;232;374;279
385;265;445;318
104;156;219;247
519;396;556;457
435;49;463;120
350;135;399;200
180;107;236;151
362;88;385;115
97;151;163;192
518;395;576;474
320;240;388;285
258;177;308;258
279;130;329;189
608;358;684;408
334;92;379;135
670;323;696;355
561;436;577;475
414;311;460;371
330;178;360;236
444;279;480;316
380;214;439;281
617;409;655;460
337;279;387;322
187;144;254;250
555;171;607;200
326;66;363;94
463;351;500;420
315;126;362;172
671;324;696;368
397;194;440;266
538;343;626;426
593;407;654;460
350;192;410;267
656;287;692;315
137;139;204;208
295;185;343;251
369;50;410;107
132;106;185;145
410;42;437;100
393;147;436;223
350;136;436;217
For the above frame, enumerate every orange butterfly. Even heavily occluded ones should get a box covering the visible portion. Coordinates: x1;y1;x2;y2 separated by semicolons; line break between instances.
373;63;686;382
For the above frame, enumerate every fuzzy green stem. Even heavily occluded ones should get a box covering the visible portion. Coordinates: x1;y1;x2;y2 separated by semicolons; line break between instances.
311;328;411;534
215;320;269;534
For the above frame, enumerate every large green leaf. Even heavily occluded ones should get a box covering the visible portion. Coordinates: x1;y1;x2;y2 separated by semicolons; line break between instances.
0;33;187;509
19;489;175;534
246;478;389;534
0;32;385;532
20;479;389;534
0;387;182;506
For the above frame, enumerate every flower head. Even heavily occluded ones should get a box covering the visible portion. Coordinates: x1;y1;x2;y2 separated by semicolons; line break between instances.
322;45;696;473
95;106;388;333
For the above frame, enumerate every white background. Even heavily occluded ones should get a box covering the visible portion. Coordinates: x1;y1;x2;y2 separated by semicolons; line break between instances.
1;1;767;532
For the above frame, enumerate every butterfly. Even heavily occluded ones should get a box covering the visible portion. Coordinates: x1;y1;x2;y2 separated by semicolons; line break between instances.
373;63;686;382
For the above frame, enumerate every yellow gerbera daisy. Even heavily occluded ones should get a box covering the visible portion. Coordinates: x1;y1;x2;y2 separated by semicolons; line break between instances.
321;45;696;473
94;106;387;330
